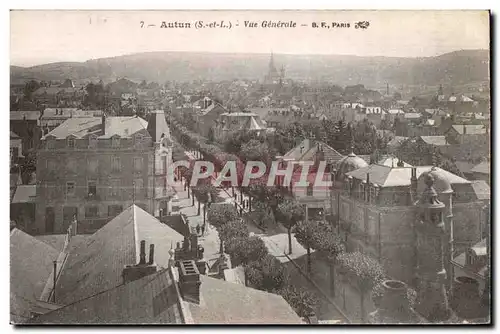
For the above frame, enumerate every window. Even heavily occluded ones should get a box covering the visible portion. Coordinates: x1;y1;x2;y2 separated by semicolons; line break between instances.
306;183;313;196
108;205;123;218
46;159;57;171
111;156;121;172
67;158;76;171
133;179;143;198
67;137;75;148
112;137;120;148
89;135;97;149
134;134;143;147
85;206;99;218
110;179;120;197
66;181;76;196
88;158;99;173
46;139;55;149
133;157;143;173
87;180;97;197
45;182;55;199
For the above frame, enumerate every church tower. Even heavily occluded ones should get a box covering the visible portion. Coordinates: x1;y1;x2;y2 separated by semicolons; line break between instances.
414;172;451;322
264;52;281;85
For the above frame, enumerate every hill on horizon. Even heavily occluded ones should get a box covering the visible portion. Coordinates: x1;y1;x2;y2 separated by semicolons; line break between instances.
10;49;490;88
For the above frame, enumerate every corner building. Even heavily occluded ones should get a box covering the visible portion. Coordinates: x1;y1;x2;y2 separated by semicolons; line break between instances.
35;111;173;234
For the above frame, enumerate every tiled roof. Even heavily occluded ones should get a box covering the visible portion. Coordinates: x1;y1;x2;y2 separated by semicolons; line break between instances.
187;275;302;324
54;205;184;306
30;269;183;324
419;136;448;146
451;124;487;135
10;110;41;121
43;117;101;139
10;173;21;188
102;116;149;138
42;108;79;119
471;180;490;201
10;229;61;321
43;116;149;139
12;185;36;204
387;136;408;148
375;156;412;167
147;110;171;143
471;161;490;175
346;165;469;188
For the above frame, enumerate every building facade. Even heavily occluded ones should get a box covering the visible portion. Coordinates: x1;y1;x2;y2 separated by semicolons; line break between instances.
35;111;173;234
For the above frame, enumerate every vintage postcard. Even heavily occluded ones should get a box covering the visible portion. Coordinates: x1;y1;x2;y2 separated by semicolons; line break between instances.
9;10;490;325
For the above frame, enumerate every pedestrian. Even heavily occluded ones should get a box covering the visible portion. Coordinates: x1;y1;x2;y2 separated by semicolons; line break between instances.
196;224;201;236
201;224;205;236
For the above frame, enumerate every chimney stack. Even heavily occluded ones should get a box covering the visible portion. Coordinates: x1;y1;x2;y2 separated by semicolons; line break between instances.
410;167;417;201
366;173;371;202
178;260;201;304
139;240;146;265
148;244;155;265
102;112;107;135
122;240;157;284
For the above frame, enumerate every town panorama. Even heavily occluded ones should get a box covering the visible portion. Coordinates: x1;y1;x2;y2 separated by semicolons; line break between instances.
10;11;491;325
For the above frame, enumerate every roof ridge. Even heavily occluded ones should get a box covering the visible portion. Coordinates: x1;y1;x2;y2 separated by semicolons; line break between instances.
132;205;140;264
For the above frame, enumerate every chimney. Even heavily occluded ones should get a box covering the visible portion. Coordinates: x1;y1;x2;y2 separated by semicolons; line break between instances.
410;167;417;197
102;112;107;135
369;280;416;324
366;173;371;202
122;240;157;284
139;240;146;265
52;260;57;303
148;244;155;265
190;233;199;258
178;260;201;304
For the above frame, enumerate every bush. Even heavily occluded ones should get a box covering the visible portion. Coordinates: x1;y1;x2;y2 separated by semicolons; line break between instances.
245;254;286;292
225;236;268;267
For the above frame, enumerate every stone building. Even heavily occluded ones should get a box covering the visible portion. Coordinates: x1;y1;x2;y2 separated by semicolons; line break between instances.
330;156;486;285
35;111;173;234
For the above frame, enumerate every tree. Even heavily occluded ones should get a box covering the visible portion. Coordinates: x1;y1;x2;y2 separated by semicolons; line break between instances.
23;80;41;100
243;201;275;230
193;183;218;223
240;139;273;165
337;251;385;322
207;204;240;252
219;219;249;249
312;223;345;297
276;199;305;255
278;285;318;318
245;254;286;292
225;236;268;267
294;220;322;274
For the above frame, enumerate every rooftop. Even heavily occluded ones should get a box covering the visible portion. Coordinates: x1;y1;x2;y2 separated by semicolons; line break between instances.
187;274;302;324
346;165;469;188
10;229;61;321
12;185;36;204
43;116;149;140
53;205;184;306
30;269;184;324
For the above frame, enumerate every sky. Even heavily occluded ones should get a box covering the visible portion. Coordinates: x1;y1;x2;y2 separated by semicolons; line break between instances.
10;10;490;67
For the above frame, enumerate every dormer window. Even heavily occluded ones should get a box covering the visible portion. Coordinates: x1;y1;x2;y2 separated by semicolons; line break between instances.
67;137;75;148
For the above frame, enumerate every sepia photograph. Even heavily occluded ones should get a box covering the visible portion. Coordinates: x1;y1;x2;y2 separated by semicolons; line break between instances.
8;9;491;325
